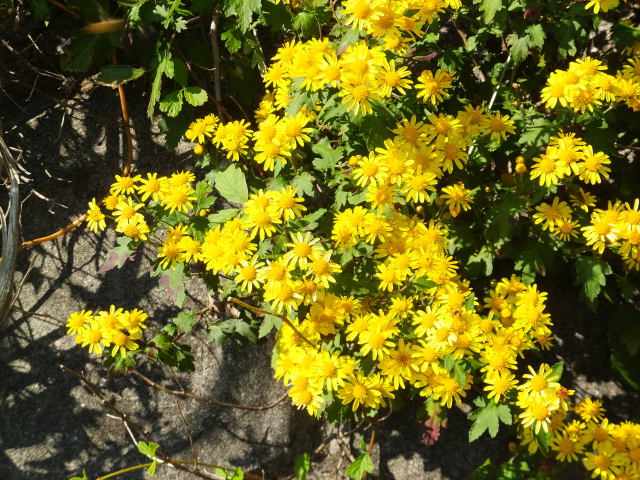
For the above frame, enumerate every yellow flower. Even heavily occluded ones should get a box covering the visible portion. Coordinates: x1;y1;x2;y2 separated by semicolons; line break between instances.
440;183;474;217
415;69;455;105
66;310;93;335
86;198;106;233
338;373;383;411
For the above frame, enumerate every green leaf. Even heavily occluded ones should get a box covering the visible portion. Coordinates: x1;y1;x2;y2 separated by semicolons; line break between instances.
137;441;159;458
183;86;208;106
311;138;343;172
292;172;316;197
231;467;244;480
550;362;564;381
469;401;512;442
259;315;282;338
98;65;145;85
215;165;248;205
480;0;502;23
173;58;188;87
68;469;89;480
575;256;612;303
533;427;551;456
173;311;197;333
526;24;546;49
208;208;240;224
294;208;327;230
62;35;103;73
292;11;319;38
222;0;261;32
294;453;311;480
221;27;243;53
159;89;183;117
345;453;374;479
148;54;172;118
506;33;530;63
148;460;157;476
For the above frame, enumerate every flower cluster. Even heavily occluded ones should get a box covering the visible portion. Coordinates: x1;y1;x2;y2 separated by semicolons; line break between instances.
85;172;198;237
529;132;611;187
518;395;640;480
341;0;461;49
541;55;640;112
583;199;640;269
66;306;147;357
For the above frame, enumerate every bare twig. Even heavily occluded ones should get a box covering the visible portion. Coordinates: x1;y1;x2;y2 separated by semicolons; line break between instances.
60;365;264;480
131;369;289;411
175;399;199;471
209;16;223;117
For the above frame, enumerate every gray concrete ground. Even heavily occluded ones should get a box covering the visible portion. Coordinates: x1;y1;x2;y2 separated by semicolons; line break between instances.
1;72;639;480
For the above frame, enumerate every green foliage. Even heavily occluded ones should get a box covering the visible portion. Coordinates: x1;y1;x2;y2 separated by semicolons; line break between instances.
575;256;612;304
294;453;311;480
345;453;374;480
468;397;513;442
215;164;249;204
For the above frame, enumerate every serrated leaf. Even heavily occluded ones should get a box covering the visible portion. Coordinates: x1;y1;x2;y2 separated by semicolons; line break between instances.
215;164;248;204
221;27;242;53
259;315;282;338
294;453;310;480
469;400;511;442
345;453;374;479
507;33;530;63
526;24;546;49
222;0;261;32
292;172;315;197
159;89;183;117
575;256;611;302
148;54;170;118
183;86;208;106
173;311;197;333
99;237;136;274
311;137;342;172
98;65;145;85
480;0;502;23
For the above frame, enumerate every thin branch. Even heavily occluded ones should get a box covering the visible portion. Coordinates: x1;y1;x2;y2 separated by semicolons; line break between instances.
60;365;257;480
131;369;289;411
175;399;199;471
209;16;223;117
228;297;317;349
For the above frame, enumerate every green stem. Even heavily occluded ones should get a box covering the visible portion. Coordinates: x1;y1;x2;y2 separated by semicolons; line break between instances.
96;463;153;480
